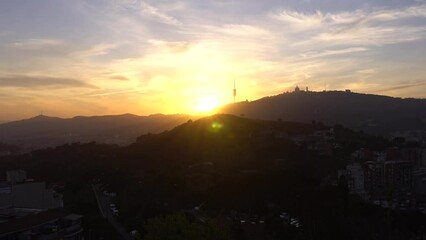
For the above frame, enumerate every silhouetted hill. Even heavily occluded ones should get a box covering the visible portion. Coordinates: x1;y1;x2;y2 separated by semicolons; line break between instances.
0;113;193;151
220;91;426;135
130;114;325;167
3;114;412;240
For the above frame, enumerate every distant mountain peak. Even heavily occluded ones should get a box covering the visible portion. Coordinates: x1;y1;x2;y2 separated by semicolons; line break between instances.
29;114;59;121
0;113;195;152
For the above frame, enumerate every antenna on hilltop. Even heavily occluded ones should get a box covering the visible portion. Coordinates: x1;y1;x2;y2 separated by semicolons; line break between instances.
233;77;236;103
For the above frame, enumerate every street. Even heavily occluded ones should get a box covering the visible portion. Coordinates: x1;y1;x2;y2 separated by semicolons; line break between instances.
92;184;132;240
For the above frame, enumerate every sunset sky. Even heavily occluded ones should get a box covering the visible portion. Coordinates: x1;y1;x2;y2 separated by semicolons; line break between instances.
1;0;426;122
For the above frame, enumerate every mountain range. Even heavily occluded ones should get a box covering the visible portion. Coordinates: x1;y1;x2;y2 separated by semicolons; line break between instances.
0;113;193;152
2;90;426;153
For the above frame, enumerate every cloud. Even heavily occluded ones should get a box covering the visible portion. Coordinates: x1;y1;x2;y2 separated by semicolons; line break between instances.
109;75;129;81
273;10;325;28
86;89;142;97
140;1;181;26
72;43;117;58
374;80;426;93
357;68;377;75
219;24;270;37
10;39;65;50
368;5;426;21
0;75;95;89
147;39;191;53
315;25;426;46
300;47;369;58
274;4;426;27
273;4;426;46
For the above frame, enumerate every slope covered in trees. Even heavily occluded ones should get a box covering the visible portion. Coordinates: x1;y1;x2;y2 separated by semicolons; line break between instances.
220;91;426;135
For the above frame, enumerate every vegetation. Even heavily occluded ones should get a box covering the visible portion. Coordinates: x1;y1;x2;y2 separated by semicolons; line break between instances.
1;114;425;239
143;213;229;240
220;90;426;135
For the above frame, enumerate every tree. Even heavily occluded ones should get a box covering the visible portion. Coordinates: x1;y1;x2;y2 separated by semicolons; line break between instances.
143;213;229;240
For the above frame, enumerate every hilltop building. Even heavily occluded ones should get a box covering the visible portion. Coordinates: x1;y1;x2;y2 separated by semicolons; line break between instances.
293;86;310;93
294;86;300;92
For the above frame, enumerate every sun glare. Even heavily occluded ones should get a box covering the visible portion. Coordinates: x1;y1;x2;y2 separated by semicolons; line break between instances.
195;96;219;113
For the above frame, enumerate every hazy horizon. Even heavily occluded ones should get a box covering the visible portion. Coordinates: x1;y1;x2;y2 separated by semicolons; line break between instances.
2;89;426;124
1;0;426;123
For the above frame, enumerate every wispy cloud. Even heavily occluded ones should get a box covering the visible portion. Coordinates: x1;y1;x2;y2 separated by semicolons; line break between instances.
274;5;426;27
219;24;270;37
0;75;95;89
373;80;426;93
273;10;325;28
315;25;426;46
147;39;191;53
109;75;129;81
273;4;426;46
10;39;65;50
300;47;369;58
86;89;142;97
72;43;117;58
140;1;181;26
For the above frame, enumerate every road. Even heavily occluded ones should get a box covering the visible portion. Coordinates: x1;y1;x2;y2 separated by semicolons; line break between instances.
92;184;132;240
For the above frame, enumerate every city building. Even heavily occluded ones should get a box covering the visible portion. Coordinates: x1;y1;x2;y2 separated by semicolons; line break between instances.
0;209;83;240
0;171;63;211
338;163;368;199
364;160;412;198
6;171;26;184
0;170;81;239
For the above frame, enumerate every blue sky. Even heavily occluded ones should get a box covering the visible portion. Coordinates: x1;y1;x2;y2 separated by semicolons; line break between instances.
1;0;426;122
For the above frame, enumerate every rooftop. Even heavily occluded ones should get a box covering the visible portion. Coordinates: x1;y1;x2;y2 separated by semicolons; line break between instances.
0;209;66;235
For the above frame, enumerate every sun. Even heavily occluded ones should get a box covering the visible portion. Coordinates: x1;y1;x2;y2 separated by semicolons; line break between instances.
195;96;219;113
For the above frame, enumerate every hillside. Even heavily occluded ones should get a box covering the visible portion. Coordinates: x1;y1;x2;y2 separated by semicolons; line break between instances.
220;90;426;135
3;114;420;240
0;113;193;151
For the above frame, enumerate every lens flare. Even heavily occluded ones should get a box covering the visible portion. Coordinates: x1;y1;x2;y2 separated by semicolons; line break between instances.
209;121;223;132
